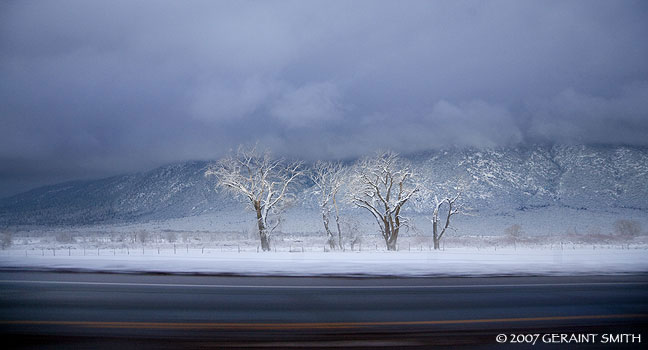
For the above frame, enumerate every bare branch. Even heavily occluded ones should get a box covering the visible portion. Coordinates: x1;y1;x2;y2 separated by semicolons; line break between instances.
347;151;418;250
423;188;463;249
205;145;302;251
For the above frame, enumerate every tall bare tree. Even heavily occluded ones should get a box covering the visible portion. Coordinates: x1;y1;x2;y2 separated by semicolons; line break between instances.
349;151;418;251
430;193;461;250
206;146;303;251
310;161;345;250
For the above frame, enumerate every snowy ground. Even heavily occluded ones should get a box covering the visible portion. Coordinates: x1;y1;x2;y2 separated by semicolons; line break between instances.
2;211;646;277
1;247;646;277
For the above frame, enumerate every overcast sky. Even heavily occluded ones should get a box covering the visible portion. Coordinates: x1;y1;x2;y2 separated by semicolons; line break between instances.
1;0;648;197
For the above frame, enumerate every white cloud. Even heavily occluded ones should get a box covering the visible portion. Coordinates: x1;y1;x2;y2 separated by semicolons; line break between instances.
270;81;345;128
528;83;648;144
190;78;280;121
427;100;523;147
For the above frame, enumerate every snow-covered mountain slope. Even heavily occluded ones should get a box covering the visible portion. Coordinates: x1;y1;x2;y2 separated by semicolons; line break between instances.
1;145;647;226
412;145;648;213
0;161;229;225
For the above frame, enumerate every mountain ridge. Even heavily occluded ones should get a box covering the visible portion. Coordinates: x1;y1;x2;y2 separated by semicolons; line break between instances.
1;144;647;226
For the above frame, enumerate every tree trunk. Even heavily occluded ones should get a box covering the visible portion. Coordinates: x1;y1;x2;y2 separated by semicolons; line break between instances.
332;197;344;251
433;219;440;250
391;227;400;251
322;212;336;250
385;226;399;251
255;202;271;251
259;230;271;252
335;215;343;251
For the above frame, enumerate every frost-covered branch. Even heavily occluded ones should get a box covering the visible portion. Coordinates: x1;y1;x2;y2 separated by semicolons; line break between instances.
348;151;419;250
309;161;346;250
422;189;463;250
205;145;303;251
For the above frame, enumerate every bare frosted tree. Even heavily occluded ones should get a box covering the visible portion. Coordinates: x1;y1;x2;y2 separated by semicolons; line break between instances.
206;146;303;251
137;230;149;244
349;151;418;251
0;231;12;249
310;161;345;250
430;193;461;250
505;224;523;240
614;219;641;238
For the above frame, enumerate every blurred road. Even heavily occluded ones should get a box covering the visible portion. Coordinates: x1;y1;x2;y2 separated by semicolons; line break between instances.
0;271;646;349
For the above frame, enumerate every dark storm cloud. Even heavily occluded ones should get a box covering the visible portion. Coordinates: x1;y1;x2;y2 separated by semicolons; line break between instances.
1;0;648;196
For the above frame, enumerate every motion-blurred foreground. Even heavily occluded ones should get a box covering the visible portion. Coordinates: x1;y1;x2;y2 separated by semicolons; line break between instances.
0;272;646;349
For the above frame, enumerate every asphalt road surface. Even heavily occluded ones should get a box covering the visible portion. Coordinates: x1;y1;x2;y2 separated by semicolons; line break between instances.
0;271;646;349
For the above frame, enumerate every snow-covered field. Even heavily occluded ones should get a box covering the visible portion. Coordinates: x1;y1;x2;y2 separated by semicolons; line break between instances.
2;210;646;277
1;247;646;277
